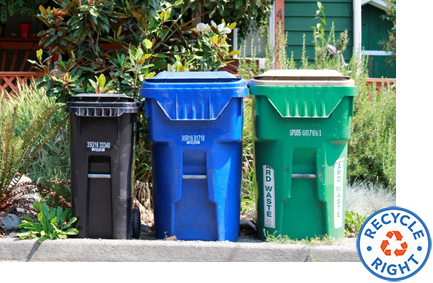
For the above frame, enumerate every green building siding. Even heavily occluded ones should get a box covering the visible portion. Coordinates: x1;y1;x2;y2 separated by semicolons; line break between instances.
362;4;395;78
362;4;390;50
284;0;353;66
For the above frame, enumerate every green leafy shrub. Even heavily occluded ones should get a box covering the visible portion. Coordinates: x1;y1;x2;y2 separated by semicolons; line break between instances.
0;85;67;216
6;82;72;205
17;201;78;243
348;83;396;188
33;0;273;101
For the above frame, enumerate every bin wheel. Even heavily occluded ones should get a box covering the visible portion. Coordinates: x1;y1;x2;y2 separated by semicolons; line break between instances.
132;207;141;239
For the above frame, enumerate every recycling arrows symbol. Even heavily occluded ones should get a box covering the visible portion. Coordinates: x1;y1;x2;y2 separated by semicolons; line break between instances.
380;230;408;257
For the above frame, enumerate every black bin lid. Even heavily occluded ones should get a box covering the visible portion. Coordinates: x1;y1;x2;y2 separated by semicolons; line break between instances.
65;94;142;117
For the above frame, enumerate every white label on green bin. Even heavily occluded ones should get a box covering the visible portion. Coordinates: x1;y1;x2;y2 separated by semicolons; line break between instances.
290;129;322;137
87;141;111;152
334;158;345;229
263;165;275;228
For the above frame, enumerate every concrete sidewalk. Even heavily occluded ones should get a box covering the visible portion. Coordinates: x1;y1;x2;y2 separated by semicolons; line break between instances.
0;237;359;262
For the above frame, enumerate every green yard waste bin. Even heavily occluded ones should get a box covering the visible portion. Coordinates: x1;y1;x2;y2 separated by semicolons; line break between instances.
249;70;358;240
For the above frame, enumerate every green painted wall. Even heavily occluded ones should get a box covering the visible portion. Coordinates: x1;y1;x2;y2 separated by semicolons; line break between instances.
362;4;395;78
284;0;354;66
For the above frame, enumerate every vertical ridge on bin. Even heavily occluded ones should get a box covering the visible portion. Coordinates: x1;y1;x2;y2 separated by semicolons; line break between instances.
312;100;318;117
294;100;299;117
321;100;327;117
209;92;214;119
303;101;308;117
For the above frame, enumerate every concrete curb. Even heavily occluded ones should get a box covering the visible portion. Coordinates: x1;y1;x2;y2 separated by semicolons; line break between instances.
0;238;360;262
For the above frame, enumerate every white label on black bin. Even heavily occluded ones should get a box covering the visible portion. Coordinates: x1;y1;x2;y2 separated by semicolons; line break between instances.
87;141;111;152
181;135;205;145
263;165;275;229
334;158;345;229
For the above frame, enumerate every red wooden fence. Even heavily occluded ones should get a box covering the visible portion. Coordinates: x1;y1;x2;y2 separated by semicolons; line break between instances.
0;72;44;96
0;38;43;95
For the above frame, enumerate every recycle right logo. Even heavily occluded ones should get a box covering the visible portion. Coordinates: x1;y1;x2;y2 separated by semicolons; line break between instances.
357;206;431;281
381;230;408;257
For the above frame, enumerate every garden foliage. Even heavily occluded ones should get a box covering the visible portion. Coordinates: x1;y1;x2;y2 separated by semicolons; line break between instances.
236;2;395;226
0;85;67;217
348;83;396;189
32;0;273;101
0;0;49;23
31;0;273;188
17;201;78;243
0;1;395;241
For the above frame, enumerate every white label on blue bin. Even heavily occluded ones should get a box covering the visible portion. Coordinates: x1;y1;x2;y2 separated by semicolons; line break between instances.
181;135;205;145
334;158;345;229
263;165;275;228
87;141;111;152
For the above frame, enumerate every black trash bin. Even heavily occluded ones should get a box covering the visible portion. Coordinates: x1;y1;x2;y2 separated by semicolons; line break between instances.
65;94;142;239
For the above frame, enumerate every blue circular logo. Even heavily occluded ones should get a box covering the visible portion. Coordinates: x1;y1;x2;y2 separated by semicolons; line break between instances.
357;206;431;281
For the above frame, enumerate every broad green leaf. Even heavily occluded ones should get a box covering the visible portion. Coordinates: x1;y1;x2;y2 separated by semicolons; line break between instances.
173;0;183;7
21;215;35;222
58;234;68;239
17;231;32;239
65;228;79;235
143;39;153;50
38;237;48;243
159;11;165;21
89;8;99;18
98;74;106;88
164;9;171;22
33;201;43;212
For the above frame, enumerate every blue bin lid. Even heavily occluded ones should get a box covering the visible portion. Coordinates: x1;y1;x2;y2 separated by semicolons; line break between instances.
144;71;241;83
140;71;248;120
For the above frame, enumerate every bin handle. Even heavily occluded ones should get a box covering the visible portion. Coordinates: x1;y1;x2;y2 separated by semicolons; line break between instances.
88;173;111;179
292;174;316;179
183;174;207;180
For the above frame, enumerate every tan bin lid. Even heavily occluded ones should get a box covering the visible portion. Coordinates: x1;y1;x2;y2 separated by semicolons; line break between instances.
249;69;355;86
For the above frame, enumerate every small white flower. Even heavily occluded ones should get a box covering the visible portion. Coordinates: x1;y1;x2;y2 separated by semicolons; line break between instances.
196;23;211;33
211;20;217;28
217;22;231;36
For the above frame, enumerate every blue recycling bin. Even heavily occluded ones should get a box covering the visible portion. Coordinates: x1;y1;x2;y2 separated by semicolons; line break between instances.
140;71;248;241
